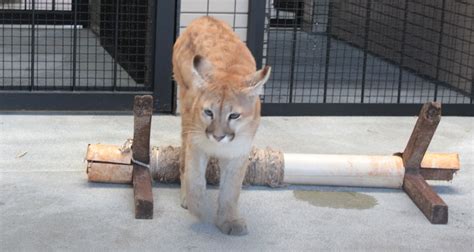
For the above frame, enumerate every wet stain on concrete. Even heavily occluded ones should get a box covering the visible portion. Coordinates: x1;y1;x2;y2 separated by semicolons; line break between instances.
293;190;377;210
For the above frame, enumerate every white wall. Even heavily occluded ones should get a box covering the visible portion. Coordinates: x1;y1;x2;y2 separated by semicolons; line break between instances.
179;0;249;41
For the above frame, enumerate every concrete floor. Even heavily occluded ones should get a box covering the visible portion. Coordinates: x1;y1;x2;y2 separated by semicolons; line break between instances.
0;114;473;251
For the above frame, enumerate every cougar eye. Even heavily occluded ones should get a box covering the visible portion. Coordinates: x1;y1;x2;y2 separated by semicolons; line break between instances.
229;113;241;120
204;109;213;118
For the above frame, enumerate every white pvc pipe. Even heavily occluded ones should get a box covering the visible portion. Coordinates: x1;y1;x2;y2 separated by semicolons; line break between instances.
283;154;405;188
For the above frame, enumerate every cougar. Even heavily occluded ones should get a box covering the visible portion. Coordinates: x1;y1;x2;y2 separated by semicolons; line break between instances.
172;16;271;235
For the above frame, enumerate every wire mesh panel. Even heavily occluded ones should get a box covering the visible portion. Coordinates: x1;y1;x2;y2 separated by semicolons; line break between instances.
262;0;473;106
0;0;153;91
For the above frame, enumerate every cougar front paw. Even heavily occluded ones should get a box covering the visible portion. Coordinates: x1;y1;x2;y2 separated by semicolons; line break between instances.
180;195;188;209
217;219;248;236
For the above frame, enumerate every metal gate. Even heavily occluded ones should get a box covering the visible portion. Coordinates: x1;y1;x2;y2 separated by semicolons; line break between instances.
0;0;176;112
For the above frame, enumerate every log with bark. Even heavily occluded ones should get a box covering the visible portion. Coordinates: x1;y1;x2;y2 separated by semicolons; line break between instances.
86;142;459;188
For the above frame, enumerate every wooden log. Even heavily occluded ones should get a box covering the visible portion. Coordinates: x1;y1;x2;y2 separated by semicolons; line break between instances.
86;143;460;185
87;162;132;184
402;102;441;171
403;173;448;224
86;143;131;165
132;95;153;219
421;153;459;170
416;152;459;181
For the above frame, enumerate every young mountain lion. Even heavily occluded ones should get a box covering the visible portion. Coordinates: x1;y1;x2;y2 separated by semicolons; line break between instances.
172;16;271;236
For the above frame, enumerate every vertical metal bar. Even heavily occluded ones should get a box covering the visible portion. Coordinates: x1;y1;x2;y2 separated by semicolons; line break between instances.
246;0;266;69
433;0;446;101
360;0;372;103
113;0;120;91
232;0;237;31
52;0;56;11
144;0;158;88
398;0;409;104
288;14;298;103
153;0;177;112
72;0;78;90
30;0;35;91
323;1;333;103
471;73;473;104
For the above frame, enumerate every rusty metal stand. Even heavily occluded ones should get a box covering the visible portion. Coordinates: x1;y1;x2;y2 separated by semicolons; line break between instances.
131;95;154;219
402;102;447;224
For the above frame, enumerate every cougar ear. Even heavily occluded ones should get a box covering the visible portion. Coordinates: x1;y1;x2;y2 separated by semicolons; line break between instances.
244;66;271;96
191;55;213;88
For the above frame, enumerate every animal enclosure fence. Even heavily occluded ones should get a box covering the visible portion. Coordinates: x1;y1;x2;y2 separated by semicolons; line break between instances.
0;0;153;91
1;0;473;115
259;0;473;115
0;0;175;111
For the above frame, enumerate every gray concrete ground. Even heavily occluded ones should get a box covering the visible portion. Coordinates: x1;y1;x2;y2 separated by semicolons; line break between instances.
0;114;473;251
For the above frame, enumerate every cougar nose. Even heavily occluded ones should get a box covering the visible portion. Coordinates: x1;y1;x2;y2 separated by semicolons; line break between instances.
213;135;225;142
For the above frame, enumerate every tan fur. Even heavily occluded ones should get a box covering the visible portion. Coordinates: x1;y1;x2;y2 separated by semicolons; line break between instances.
172;16;271;236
